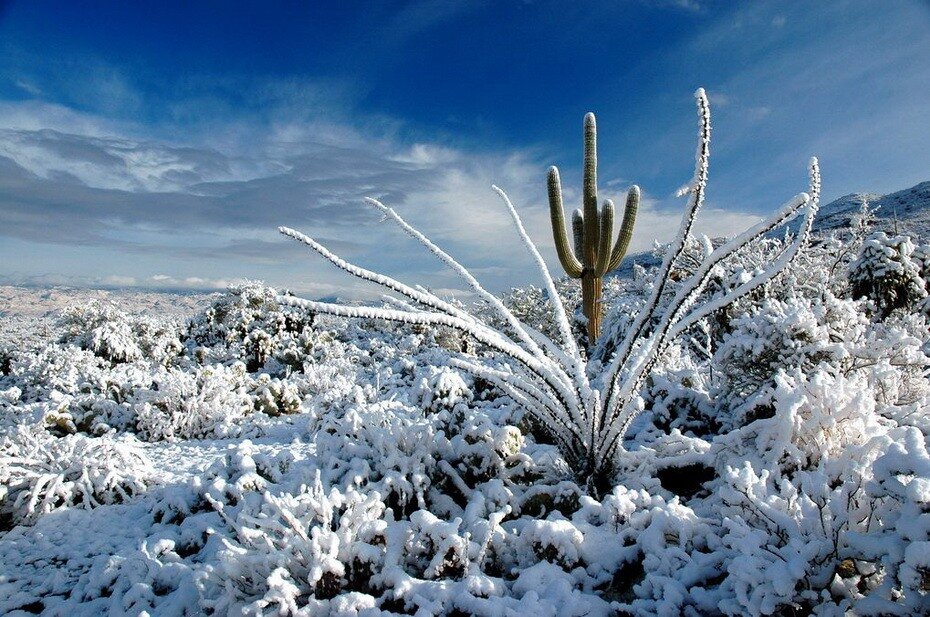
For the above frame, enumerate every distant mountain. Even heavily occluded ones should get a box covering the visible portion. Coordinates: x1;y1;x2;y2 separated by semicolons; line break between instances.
812;180;930;236
315;295;345;304
612;179;930;279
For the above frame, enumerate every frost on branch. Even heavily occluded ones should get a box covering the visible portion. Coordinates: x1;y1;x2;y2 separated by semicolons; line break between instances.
278;88;820;491
0;424;154;527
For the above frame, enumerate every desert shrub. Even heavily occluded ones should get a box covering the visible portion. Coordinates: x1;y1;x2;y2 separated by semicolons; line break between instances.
855;428;930;612
4;344;108;403
249;373;302;416
0;424;154;527
134;362;252;441
0;343;14;376
184;282;316;372
59;302;182;365
419;367;473;414
712;293;866;422
849;232;929;318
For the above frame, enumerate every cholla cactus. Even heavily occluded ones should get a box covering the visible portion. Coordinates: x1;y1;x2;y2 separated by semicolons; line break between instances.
548;113;639;343
277;89;820;493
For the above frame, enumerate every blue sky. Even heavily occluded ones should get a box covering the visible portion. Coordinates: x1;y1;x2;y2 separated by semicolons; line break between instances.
1;1;929;297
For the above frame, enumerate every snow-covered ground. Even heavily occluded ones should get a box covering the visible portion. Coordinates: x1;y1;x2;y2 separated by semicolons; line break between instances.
2;202;929;615
0;106;928;611
0;285;215;351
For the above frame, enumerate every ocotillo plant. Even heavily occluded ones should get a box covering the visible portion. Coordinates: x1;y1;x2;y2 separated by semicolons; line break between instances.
548;113;639;344
278;89;819;493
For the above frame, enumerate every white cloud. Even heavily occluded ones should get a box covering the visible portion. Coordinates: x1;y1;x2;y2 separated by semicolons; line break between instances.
707;92;730;107
146;275;246;290
15;79;42;96
102;275;137;286
0;90;766;296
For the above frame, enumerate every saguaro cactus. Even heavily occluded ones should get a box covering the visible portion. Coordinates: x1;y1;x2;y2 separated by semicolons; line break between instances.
548;112;639;343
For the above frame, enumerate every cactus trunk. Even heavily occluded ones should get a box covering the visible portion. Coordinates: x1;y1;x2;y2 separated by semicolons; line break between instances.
582;272;602;342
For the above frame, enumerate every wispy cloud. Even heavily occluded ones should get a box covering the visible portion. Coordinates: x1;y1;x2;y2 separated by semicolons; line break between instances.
6;1;924;297
0;93;758;295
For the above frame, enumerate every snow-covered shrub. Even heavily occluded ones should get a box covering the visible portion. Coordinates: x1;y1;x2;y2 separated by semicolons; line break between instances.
714;427;930;615
852;312;930;409
717;464;849;615
493;284;567;343
0;386;21;412
0;424;154;527
420;367;472;413
134;362;252;441
0;343;14;376
59;301;182;365
181;442;495;613
184;282;316;372
712;294;865;421
523;518;584;568
771;370;886;471
702;362;929;614
249;373;302;416
849;232;929;318
4;343;108;404
643;344;716;437
851;427;930;613
195;458;386;614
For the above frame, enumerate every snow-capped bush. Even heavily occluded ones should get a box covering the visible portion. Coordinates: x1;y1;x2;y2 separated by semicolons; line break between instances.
59;301;182;365
849;232;929;318
712;294;865;421
0;424;154;526
523;518;584;567
191;442;386;614
134;362;252;441
852;427;930;613
5;344;107;403
249;373;302;416
420;368;472;413
184;282;316;372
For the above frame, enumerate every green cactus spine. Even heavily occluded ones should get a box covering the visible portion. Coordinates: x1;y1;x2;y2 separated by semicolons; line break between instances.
548;112;639;343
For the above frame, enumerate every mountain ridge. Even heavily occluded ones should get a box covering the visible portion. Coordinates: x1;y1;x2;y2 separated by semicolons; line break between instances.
614;179;930;279
812;180;930;236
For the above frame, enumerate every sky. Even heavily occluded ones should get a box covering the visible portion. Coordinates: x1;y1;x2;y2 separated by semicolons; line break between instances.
1;0;929;299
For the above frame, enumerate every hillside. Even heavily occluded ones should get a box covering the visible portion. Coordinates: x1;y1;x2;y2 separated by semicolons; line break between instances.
810;180;930;236
613;179;930;280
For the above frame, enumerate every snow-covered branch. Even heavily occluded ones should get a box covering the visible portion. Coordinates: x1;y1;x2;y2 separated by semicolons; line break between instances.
278;87;820;487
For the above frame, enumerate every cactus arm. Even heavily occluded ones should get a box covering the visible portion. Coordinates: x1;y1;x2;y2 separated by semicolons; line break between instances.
582;112;600;268
548;166;584;278
571;209;585;263
594;199;615;276
606;185;640;272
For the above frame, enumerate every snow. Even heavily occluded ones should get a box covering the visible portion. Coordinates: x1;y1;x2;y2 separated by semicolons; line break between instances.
2;104;930;614
2;221;928;614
